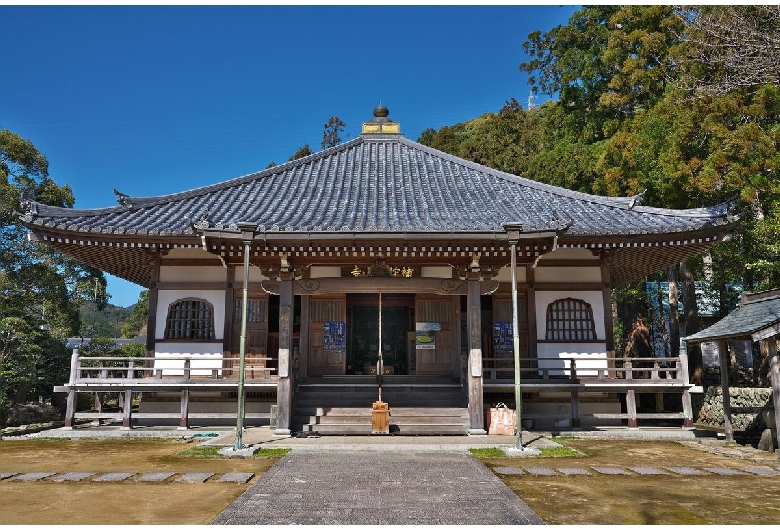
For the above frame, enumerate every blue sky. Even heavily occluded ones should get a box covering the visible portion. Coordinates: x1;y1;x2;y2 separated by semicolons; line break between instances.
3;4;579;307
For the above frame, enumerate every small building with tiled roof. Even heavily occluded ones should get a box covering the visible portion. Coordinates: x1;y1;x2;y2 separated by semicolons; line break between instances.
21;105;737;435
684;290;780;444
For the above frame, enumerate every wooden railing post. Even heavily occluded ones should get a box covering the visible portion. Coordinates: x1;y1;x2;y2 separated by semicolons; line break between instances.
183;358;191;380
179;389;189;430
121;389;133;429
678;346;694;428
64;349;79;429
570;359;577;380
626;390;638;428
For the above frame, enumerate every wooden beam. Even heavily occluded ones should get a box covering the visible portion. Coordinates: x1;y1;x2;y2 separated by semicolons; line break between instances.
260;277;500;296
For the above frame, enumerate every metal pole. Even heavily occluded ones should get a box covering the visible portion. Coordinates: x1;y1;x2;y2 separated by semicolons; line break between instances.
510;240;523;449
234;231;252;450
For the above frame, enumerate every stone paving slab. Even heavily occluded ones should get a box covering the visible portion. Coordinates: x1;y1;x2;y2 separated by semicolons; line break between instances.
212;451;543;525
591;466;632;475
702;467;746;476
557;467;592;476
741;466;780;476
629;466;667;475
493;467;524;475
664;466;709;476
92;472;136;482
524;466;558;476
10;472;56;482
216;472;254;484
51;472;97;482
0;472;19;480
136;472;176;482
176;472;215;483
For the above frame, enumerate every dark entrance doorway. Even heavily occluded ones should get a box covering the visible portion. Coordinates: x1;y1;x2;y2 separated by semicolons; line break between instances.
346;294;414;375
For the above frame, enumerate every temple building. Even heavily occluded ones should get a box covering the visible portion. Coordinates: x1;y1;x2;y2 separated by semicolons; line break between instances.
20;105;737;434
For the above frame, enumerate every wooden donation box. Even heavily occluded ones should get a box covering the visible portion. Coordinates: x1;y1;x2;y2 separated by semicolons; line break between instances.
371;401;390;434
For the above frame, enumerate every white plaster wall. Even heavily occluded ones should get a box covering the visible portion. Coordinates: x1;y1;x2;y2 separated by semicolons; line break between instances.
235;266;268;283
155;290;226;340
536;343;609;376
421;266;452;278
153;346;225;376
534;266;602;283
310;266;342;278
538;247;596;261
160;266;226;282
495;266;527;284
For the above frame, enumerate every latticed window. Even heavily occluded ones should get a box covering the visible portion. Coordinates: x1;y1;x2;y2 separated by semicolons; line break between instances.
545;298;596;341
165;298;215;340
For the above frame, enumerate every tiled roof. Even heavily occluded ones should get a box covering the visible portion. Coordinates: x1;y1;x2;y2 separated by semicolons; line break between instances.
684;291;780;343
20;134;733;238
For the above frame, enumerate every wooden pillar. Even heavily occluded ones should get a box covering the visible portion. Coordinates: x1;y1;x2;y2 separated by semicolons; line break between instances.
145;254;161;357
526;266;537;362
179;389;189;430
64;349;79;429
679;347;694;428
121;390;133;429
275;273;294;435
223;265;235;376
64;391;76;429
466;277;486;434
298;295;310;379
626;390;638;428
571;389;581;428
600;253;615;376
718;339;733;442
768;337;780;449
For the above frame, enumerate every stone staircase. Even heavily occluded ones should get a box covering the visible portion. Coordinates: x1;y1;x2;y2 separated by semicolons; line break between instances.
291;376;470;435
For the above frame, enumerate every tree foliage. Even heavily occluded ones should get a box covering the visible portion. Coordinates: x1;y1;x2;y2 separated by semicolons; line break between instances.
1;129;109;408
288;143;313;161
419;5;780;371
322;116;347;149
674;5;780;97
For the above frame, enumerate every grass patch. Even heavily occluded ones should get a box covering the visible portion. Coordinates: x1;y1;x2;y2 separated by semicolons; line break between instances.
536;445;580;457
254;447;291;457
469;447;506;458
176;445;223;457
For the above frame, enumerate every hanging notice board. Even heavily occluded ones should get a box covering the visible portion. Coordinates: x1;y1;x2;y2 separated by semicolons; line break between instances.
416;322;442;349
323;321;346;354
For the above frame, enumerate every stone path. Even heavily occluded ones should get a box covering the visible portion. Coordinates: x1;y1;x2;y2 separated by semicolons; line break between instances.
0;471;254;483
2;463;778;484
212;451;543;525
491;464;780;477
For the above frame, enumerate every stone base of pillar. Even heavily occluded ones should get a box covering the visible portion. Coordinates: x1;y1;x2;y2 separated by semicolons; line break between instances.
468;429;487;435
274;428;291;436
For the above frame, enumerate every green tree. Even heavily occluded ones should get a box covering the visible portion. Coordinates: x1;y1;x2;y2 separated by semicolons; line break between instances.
674;6;780;97
288;143;312;161
120;289;149;338
322;116;347;149
1;129;106;409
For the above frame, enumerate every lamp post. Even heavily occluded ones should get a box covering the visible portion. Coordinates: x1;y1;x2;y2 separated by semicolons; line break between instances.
504;223;524;449
234;222;257;450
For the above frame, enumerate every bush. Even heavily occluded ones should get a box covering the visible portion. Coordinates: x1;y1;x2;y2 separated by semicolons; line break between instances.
4;402;63;427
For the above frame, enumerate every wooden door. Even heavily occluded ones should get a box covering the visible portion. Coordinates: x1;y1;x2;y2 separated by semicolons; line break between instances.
415;296;454;375
231;293;268;375
308;296;347;375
